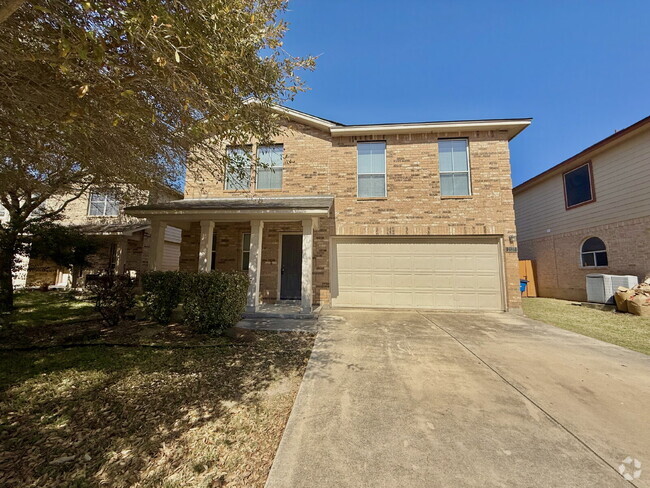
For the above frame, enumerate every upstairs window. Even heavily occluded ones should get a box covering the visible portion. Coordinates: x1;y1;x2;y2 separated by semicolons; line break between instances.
581;237;607;267
563;162;594;209
357;142;386;198
225;146;252;190
88;192;119;216
439;139;471;196
256;145;283;190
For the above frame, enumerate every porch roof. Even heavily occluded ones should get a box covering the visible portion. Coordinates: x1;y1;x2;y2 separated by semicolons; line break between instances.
73;222;150;236
125;195;334;220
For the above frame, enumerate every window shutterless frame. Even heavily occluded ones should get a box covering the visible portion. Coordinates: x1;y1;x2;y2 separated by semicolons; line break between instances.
580;236;608;268
210;231;218;271
256;144;283;190
438;138;472;197
241;232;251;271
87;192;119;216
356;141;387;198
563;161;596;210
224;146;253;191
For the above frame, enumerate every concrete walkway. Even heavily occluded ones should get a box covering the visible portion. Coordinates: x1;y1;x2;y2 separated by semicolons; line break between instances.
265;310;650;488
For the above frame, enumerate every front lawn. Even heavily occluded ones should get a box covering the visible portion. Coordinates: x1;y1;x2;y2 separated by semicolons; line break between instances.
0;306;314;487
2;290;97;328
522;297;650;355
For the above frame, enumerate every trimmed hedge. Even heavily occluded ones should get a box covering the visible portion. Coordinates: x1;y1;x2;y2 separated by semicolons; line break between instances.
182;271;249;333
141;271;186;324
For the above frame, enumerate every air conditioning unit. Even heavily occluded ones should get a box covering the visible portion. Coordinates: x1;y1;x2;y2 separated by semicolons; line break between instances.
586;274;639;304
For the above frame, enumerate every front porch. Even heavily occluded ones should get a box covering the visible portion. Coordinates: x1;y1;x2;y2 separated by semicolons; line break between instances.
126;196;333;315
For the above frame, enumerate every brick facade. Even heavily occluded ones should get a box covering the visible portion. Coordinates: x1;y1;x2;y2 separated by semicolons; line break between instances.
21;187;176;288
180;119;522;311
518;215;650;301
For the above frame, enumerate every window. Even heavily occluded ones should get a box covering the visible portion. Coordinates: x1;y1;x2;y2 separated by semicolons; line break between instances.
242;233;251;271
357;142;386;198
225;147;252;190
563;162;594;209
439;139;470;196
210;231;217;271
88;192;119;216
256;145;283;190
581;237;608;267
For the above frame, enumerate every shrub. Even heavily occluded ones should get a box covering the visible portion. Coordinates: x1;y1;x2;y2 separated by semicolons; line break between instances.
141;271;186;324
182;271;249;333
87;274;136;327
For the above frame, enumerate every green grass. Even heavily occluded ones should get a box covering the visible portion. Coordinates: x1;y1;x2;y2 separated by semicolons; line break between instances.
0;332;314;488
522;297;650;355
5;290;97;328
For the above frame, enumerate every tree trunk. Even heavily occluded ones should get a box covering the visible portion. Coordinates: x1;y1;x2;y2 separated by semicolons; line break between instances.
0;246;15;313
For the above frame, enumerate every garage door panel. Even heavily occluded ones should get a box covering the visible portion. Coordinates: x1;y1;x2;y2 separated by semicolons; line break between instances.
372;273;393;288
393;273;412;288
332;238;503;311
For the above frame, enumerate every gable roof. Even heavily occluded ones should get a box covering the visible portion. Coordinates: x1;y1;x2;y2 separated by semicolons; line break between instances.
513;115;650;194
271;104;531;140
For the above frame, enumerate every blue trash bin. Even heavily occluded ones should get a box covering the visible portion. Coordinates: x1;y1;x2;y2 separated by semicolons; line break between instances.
520;279;529;293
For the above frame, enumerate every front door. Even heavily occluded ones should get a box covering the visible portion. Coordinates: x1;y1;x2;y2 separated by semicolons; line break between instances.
280;234;302;300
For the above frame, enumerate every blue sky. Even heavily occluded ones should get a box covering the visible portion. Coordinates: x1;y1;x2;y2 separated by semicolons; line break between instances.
281;1;650;185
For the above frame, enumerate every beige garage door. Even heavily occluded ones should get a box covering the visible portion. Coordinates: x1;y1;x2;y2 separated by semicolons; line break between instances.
331;237;504;311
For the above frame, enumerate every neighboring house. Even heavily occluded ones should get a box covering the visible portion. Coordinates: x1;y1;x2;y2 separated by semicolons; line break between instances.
13;186;183;288
513;115;650;301
127;105;531;314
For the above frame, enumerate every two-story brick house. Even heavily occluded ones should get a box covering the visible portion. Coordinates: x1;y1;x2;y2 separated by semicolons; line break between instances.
127;106;530;314
7;186;183;288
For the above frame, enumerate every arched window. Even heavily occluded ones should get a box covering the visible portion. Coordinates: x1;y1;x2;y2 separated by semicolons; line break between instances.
581;237;608;267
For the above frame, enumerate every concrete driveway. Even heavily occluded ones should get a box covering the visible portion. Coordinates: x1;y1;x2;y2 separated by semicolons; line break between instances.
265;310;650;488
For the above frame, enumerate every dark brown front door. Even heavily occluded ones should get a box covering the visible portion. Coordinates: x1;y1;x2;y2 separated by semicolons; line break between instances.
280;235;302;300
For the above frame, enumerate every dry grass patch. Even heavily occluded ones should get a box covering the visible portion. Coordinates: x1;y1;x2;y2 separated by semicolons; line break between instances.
522;297;650;355
1;290;97;329
0;332;314;487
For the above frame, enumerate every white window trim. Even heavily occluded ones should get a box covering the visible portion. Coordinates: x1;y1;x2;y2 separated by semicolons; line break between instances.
255;144;284;190
579;237;608;268
439;138;472;197
356;141;387;198
210;230;218;271
88;192;119;217
224;146;252;191
241;232;251;271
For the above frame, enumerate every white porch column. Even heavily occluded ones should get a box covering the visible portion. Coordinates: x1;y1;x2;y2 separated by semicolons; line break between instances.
198;220;215;272
148;220;166;271
301;218;313;314
246;219;264;312
114;237;128;274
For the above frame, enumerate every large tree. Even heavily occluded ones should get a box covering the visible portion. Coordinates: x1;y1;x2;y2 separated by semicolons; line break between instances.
0;0;313;311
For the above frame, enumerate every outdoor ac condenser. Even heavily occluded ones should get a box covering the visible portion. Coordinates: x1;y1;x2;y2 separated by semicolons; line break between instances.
586;274;639;304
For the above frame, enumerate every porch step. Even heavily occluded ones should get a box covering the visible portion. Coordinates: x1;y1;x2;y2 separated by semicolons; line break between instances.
242;303;322;320
243;311;316;320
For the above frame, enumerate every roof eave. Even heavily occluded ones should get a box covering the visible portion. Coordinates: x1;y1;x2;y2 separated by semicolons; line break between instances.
329;119;532;140
270;105;341;130
513;115;650;194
